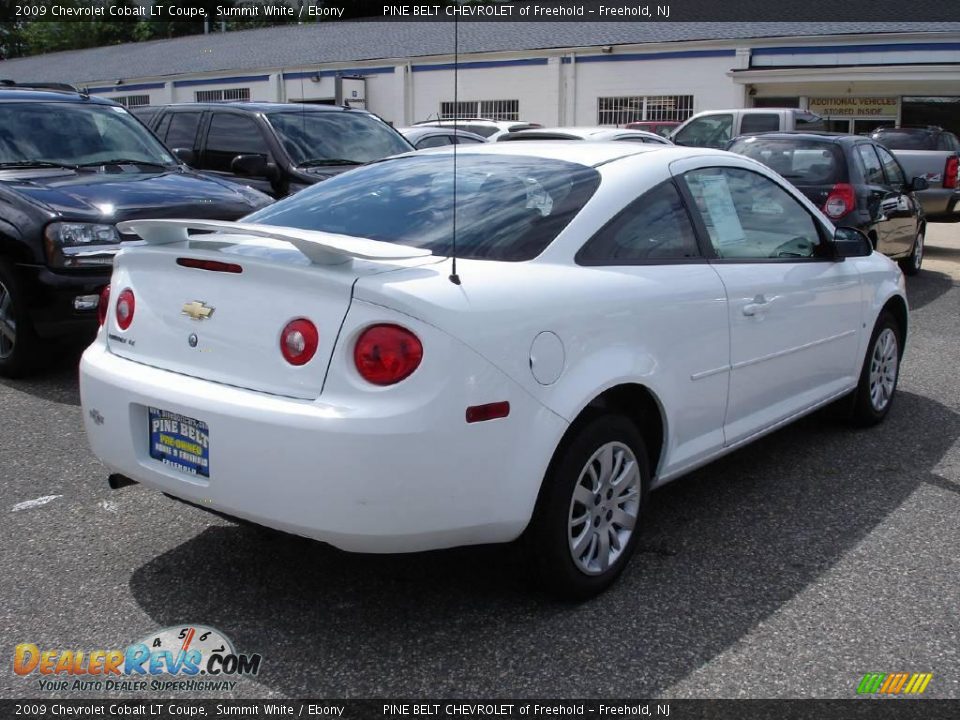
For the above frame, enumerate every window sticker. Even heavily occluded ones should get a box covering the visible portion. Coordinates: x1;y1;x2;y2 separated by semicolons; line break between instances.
690;173;745;246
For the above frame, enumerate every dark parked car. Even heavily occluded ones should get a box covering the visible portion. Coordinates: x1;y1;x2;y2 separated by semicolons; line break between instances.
0;84;273;376
727;132;928;274
397;126;487;149
133;103;413;198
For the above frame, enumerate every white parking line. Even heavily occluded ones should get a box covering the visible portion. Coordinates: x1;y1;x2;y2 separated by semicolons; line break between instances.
11;495;62;512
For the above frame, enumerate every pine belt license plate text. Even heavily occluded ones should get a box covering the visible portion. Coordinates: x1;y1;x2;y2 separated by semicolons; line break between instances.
148;407;210;478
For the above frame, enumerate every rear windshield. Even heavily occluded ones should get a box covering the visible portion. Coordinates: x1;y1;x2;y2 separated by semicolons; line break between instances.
727;137;845;185
268;111;412;165
246;154;601;262
872;130;936;150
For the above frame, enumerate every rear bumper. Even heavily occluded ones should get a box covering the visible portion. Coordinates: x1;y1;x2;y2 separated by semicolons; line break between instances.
15;263;108;340
80;340;567;553
916;188;960;223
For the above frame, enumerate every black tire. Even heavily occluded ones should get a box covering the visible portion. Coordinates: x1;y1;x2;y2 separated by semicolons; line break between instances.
0;258;41;378
898;228;924;276
525;414;650;600
849;311;903;427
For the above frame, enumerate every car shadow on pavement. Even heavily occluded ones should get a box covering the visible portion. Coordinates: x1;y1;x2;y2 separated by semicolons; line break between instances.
128;390;959;697
906;269;955;312
0;343;84;406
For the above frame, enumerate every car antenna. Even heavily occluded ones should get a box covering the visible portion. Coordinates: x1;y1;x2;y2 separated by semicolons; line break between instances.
448;17;461;286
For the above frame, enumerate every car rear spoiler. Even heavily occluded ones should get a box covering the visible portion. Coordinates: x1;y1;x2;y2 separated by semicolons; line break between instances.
116;219;432;266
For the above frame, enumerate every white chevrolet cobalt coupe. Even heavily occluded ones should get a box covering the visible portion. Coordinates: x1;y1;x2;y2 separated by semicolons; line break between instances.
80;143;907;598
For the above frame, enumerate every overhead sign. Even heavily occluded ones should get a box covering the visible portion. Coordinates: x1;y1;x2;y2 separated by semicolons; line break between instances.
808;96;899;117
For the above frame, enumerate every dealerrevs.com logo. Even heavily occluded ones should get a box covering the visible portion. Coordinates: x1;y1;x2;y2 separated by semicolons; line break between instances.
857;672;933;695
14;625;262;692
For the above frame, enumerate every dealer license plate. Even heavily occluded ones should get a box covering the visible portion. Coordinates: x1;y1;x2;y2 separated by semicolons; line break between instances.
148;407;210;478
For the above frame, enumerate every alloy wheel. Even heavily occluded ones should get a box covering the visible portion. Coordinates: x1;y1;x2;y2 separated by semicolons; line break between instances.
913;232;924;272
568;441;641;575
868;327;898;412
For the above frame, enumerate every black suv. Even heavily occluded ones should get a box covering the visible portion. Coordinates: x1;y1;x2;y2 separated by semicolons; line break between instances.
727;133;928;274
0;84;273;376
133;103;414;199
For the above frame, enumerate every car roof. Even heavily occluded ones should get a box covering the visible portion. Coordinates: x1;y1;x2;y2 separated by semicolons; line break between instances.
394;140;706;167
143;102;368;115
500;127;667;142
397;126;487;140
729;132;859;144
0;88;115;104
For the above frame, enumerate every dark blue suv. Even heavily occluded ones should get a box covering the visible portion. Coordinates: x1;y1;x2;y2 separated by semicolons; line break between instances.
0;83;273;376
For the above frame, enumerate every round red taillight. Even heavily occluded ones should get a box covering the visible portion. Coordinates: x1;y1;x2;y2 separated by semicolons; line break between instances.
115;288;135;330
97;285;111;327
353;324;423;386
280;318;319;366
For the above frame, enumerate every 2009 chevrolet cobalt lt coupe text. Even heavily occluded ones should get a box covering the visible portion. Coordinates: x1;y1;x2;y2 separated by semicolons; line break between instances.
80;143;907;598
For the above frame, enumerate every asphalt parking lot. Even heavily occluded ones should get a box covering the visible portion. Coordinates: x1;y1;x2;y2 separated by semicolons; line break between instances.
1;226;958;700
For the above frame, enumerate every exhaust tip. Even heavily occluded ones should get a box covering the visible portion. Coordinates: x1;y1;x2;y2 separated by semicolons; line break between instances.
108;473;138;490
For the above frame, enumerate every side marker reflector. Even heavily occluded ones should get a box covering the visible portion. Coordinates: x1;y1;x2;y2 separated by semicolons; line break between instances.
466;401;510;424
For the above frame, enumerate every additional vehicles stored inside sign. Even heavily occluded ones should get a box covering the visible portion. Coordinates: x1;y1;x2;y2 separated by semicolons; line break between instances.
870;126;960;223
727;132;928;274
80;142;907;598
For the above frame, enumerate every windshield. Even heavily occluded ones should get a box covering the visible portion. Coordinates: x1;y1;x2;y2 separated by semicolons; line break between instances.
0;102;175;167
267;111;412;166
872;130;936;150
728;137;845;185
246;153;601;262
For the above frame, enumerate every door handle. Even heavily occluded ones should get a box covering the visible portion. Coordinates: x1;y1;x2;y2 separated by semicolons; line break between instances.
743;294;775;317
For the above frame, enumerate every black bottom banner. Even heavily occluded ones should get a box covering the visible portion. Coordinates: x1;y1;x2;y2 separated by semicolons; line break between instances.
3;700;960;720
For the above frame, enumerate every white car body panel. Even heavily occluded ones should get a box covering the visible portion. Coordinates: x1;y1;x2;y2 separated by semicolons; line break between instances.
80;143;907;553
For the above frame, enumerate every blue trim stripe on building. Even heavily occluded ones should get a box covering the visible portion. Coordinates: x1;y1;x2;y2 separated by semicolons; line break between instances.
173;74;270;88
565;49;736;64
86;82;165;94
753;42;960;56
282;67;395;80
412;58;549;72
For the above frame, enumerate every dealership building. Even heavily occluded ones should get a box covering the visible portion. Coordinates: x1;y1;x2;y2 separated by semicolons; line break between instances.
2;21;960;133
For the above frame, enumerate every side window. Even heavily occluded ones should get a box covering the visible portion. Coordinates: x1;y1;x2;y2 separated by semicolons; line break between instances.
203;113;269;172
682;166;824;260
454;136;484;145
577;180;700;264
165;112;202;151
416;135;454;149
153;113;172;142
856;144;886;185
673;114;733;148
740;113;780;134
875;145;906;188
614;135;652;143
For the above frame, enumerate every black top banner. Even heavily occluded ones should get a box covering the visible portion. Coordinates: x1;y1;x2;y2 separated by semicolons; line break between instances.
3;0;960;23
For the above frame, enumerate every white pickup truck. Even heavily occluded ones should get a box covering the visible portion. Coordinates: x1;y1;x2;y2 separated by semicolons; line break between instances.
871;127;960;223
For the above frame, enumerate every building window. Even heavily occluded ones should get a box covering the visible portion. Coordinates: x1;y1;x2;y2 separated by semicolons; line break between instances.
111;94;151;108
597;95;695;125
194;88;251;103
439;99;519;121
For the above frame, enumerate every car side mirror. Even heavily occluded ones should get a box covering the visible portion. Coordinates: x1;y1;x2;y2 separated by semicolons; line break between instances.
231;154;278;180
833;226;873;259
910;176;930;192
172;147;196;166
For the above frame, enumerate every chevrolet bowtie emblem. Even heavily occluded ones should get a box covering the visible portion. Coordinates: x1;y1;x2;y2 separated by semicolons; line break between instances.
181;301;214;321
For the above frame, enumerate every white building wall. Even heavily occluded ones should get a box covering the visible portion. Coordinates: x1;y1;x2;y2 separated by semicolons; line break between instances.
410;61;562;125
570;54;744;125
